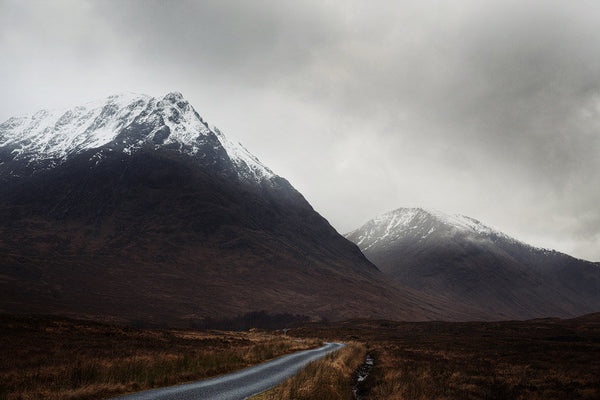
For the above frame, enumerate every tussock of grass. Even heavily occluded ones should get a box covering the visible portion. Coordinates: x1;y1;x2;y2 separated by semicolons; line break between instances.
368;337;600;400
0;315;320;400
257;342;365;400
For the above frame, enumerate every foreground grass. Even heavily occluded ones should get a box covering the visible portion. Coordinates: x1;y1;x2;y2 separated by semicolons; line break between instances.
0;314;320;400
255;342;365;400
294;315;600;400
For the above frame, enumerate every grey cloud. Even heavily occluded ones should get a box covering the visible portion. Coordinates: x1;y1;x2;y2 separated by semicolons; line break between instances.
1;0;599;260
92;0;341;85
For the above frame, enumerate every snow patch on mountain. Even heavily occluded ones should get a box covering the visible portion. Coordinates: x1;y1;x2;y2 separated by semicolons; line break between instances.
0;92;275;183
426;209;495;236
0;93;151;160
213;127;274;182
347;207;516;251
155;92;213;151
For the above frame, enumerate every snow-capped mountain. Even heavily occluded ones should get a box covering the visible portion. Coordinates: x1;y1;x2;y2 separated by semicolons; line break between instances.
349;208;508;252
346;208;600;320
0;93;461;326
0;92;273;183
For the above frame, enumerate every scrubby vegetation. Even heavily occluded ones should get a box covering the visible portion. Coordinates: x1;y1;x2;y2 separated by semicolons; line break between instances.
294;315;600;400
256;342;366;400
0;314;320;400
5;313;598;400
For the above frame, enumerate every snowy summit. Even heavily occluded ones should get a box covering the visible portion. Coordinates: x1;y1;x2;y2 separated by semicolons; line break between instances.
346;207;512;252
0;92;274;183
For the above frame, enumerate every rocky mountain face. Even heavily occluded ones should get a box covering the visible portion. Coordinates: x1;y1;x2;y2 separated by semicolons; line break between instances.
0;93;460;326
346;208;600;320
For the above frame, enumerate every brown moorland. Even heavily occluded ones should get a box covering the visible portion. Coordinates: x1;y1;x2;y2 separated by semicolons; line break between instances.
0;314;320;400
4;313;599;400
292;314;600;400
255;341;366;400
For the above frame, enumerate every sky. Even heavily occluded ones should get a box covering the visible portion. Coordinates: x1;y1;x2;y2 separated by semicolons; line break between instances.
1;0;599;261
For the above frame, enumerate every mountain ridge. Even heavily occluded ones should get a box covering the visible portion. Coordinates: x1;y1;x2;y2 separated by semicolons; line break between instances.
346;207;600;320
0;91;274;185
347;207;553;255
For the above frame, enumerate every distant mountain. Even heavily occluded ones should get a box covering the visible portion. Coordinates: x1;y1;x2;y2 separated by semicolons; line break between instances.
346;208;600;319
0;93;459;326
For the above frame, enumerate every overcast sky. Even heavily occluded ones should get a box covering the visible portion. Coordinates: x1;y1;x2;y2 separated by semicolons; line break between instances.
1;0;599;261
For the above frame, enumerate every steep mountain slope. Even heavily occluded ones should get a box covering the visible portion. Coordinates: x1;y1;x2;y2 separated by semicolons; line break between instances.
0;93;459;326
346;208;600;319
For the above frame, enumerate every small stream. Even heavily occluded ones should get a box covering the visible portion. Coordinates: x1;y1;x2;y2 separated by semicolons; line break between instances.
353;353;374;400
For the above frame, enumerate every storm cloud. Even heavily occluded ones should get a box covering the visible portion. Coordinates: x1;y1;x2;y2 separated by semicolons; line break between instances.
1;0;599;260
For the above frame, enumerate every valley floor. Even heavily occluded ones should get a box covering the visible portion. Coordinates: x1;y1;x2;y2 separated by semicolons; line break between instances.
2;313;599;400
0;314;320;400
293;315;600;400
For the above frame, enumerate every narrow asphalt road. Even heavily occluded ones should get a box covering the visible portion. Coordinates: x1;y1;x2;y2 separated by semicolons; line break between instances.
111;342;345;400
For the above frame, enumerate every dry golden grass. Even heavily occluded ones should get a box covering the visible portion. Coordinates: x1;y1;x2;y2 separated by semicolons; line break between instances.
255;341;365;400
0;314;320;400
293;316;600;400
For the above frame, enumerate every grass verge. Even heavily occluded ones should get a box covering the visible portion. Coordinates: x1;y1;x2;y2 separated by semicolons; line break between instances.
254;342;366;400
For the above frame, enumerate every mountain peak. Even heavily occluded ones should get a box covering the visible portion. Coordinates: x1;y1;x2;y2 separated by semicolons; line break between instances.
0;91;274;184
347;207;503;251
158;91;191;110
163;91;185;101
383;207;494;234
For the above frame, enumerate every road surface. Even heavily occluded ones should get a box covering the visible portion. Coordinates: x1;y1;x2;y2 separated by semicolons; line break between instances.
111;342;345;400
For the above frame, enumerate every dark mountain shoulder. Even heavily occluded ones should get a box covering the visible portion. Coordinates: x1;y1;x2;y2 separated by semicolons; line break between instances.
0;149;460;326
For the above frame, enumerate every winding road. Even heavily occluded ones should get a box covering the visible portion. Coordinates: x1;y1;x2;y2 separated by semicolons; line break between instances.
111;342;345;400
